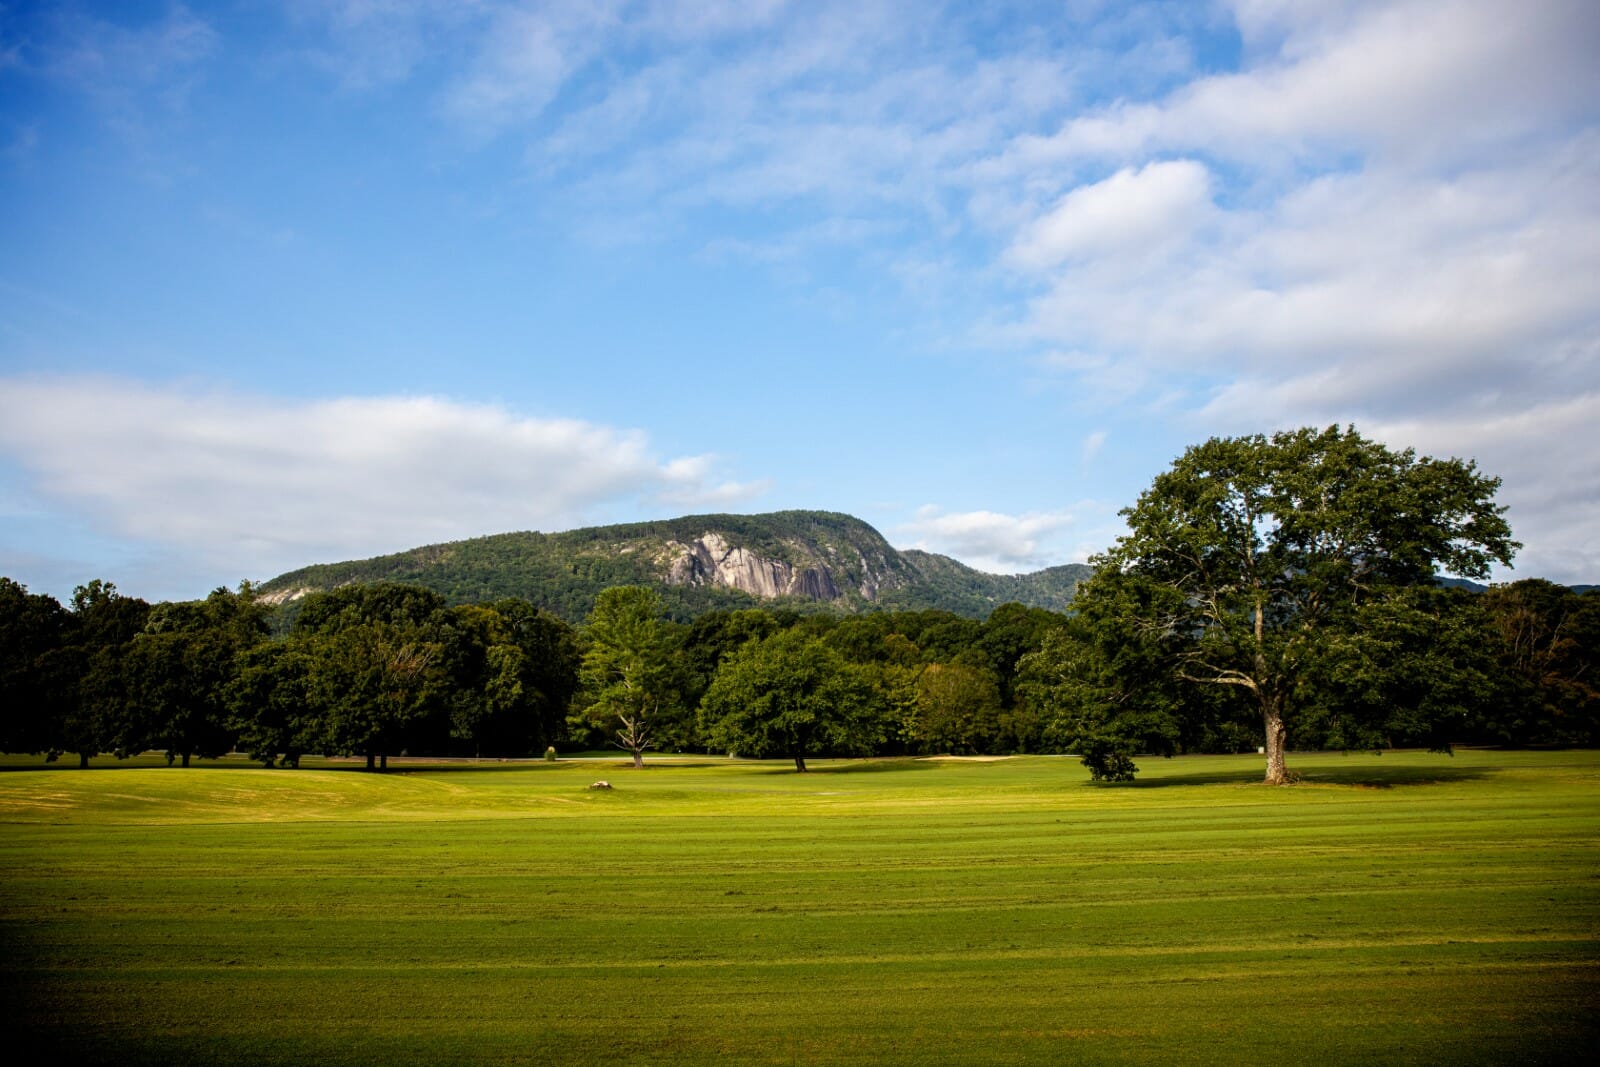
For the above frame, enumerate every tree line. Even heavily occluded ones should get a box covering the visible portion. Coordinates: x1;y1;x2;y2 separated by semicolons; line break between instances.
0;574;1593;776
1;428;1596;779
0;581;579;770
0;575;1076;770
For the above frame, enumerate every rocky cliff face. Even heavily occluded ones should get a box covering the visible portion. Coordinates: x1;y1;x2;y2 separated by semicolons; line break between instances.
662;532;843;601
257;584;315;606
256;510;1090;622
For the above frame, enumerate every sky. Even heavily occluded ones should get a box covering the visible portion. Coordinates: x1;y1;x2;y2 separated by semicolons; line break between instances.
0;0;1597;604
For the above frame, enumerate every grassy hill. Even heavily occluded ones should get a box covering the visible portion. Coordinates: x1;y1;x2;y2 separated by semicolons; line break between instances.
258;510;1095;622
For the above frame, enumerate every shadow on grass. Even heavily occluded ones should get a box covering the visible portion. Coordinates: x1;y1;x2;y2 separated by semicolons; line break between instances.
1296;763;1494;788
1112;761;1494;789
0;756;717;774
325;760;739;775
0;757;232;772
744;758;939;777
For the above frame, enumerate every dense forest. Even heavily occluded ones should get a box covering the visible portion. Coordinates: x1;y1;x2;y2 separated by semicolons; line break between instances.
2;430;1596;780
1;572;1594;775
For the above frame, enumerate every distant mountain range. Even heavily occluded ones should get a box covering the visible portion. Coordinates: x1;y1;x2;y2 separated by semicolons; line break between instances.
258;510;1096;623
1436;577;1595;595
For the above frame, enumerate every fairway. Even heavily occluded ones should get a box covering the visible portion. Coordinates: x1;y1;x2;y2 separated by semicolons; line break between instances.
2;751;1596;1065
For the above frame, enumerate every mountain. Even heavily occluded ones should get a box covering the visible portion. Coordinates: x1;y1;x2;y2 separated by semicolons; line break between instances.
1435;577;1490;593
1437;578;1597;595
257;510;1094;623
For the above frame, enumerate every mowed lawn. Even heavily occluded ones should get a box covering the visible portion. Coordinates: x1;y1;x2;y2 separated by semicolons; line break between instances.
1;751;1596;1065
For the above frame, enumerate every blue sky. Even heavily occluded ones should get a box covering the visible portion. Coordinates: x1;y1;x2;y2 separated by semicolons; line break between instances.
1;0;1597;603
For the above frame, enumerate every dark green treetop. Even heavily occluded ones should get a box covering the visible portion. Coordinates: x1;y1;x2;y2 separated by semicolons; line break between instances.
699;628;885;772
1079;425;1517;783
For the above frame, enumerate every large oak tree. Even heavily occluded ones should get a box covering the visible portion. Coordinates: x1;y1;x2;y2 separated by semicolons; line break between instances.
1078;426;1516;784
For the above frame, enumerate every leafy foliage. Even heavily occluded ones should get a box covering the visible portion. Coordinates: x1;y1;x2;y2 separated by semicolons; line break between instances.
700;629;885;771
571;587;685;766
227;639;317;767
49;581;151;767
6;429;1596;781
1015;585;1184;781
1477;580;1600;744
122;584;270;765
911;662;1004;754
1073;426;1518;783
0;577;72;757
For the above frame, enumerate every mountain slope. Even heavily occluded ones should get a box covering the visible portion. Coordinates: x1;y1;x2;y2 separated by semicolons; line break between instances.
258;510;1093;622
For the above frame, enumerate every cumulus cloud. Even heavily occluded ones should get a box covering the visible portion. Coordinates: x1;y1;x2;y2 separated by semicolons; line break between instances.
8;1;1596;586
1026;147;1600;398
0;377;767;582
1006;160;1213;270
994;0;1600;581
897;506;1077;574
1002;0;1600;170
1364;395;1600;584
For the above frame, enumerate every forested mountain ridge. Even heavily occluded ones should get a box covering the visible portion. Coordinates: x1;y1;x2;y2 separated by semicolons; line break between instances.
257;510;1095;622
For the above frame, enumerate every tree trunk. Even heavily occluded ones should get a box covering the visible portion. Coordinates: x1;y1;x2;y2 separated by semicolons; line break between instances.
1253;595;1291;785
379;753;387;771
181;752;191;768
1262;696;1289;785
78;752;89;769
366;751;376;772
793;752;808;773
631;750;643;769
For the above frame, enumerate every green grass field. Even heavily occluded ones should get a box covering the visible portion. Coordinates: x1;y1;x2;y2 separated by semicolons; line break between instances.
1;750;1596;1065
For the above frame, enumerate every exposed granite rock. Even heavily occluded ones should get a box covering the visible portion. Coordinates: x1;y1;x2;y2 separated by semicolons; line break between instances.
256;585;315;606
664;532;842;601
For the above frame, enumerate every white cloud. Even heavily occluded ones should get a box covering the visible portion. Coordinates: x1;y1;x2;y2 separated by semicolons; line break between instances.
656;456;774;508
989;2;1600;582
1006;159;1212;270
496;0;1083;244
8;1;1596;588
444;4;612;131
1024;145;1600;397
897;506;1076;574
1365;395;1600;585
1006;0;1600;170
0;377;768;582
1081;430;1107;467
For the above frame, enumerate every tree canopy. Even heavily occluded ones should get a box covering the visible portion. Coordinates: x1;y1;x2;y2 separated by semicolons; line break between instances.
699;629;884;771
573;586;684;768
1073;425;1517;783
